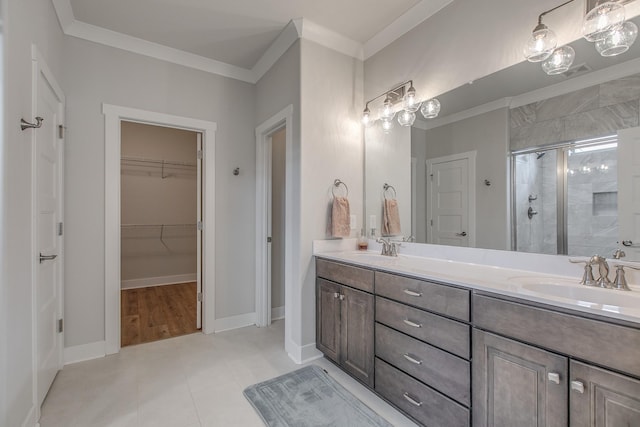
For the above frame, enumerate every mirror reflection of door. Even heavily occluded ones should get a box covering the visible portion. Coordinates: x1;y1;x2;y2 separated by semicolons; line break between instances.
618;126;640;260
427;151;476;247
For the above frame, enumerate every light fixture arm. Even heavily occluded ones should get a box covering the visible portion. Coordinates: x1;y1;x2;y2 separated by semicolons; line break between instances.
536;0;576;28
363;80;414;110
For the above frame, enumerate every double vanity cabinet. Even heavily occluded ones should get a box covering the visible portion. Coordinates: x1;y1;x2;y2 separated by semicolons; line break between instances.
315;256;640;427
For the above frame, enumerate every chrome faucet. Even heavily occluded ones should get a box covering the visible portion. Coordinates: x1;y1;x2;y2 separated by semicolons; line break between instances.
376;238;399;257
590;255;612;288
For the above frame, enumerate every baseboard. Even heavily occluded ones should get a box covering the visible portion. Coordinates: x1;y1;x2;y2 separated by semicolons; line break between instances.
214;312;256;333
21;404;37;427
271;305;285;320
120;273;197;289
64;341;106;365
287;341;323;364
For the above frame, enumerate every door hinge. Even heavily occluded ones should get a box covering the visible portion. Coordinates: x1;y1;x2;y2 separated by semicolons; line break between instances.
197;292;202;302
430;219;433;226
430;173;434;180
267;236;272;243
197;150;203;160
58;318;63;333
58;125;65;139
57;222;63;236
197;221;203;231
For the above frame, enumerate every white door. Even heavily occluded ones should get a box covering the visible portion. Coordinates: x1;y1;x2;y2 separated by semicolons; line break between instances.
33;52;64;407
427;151;476;247
618;127;640;259
196;134;203;329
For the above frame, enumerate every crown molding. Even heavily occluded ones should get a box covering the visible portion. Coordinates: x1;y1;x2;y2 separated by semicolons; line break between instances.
294;18;364;60
422;98;512;130
51;0;75;29
252;20;301;82
363;0;454;60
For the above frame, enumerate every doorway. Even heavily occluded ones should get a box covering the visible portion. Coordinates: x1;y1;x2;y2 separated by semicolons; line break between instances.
119;121;201;346
103;104;216;355
270;128;286;322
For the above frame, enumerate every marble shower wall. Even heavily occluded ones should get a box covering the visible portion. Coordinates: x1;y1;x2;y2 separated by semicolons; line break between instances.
510;74;640;151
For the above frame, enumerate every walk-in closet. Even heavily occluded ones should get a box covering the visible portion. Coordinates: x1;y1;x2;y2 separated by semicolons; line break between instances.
120;121;201;346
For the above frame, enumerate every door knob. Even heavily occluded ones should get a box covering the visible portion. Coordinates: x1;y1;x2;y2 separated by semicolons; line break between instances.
39;253;58;264
456;231;467;237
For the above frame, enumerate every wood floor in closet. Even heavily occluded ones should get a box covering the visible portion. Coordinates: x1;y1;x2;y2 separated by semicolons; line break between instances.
121;282;200;347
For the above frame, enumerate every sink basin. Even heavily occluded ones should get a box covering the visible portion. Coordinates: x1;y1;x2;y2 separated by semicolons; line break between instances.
344;252;396;264
521;282;640;309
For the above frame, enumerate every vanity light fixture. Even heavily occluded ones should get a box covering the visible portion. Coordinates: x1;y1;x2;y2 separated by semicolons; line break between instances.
542;45;576;75
595;20;638;56
361;80;442;129
582;0;626;42
524;0;576;62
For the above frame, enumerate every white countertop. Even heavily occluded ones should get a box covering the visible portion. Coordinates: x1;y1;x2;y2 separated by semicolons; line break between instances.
315;250;640;325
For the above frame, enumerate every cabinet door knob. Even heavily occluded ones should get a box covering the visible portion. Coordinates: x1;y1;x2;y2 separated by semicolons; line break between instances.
547;372;561;384
403;392;423;407
333;292;339;299
403;319;422;328
339;294;345;301
571;380;585;394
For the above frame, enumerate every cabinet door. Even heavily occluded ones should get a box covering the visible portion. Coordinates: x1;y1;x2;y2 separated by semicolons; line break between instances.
473;330;568;427
316;279;341;362
570;361;640;426
340;286;374;387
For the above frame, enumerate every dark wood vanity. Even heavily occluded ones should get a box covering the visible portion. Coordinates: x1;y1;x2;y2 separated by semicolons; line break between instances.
316;257;640;427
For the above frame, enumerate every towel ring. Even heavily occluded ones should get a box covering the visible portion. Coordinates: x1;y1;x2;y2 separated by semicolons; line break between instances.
332;179;349;198
383;183;396;200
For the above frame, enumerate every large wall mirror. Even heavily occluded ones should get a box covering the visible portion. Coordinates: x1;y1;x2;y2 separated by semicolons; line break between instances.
365;16;640;261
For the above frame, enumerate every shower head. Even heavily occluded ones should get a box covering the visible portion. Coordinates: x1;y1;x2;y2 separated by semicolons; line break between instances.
536;152;546;160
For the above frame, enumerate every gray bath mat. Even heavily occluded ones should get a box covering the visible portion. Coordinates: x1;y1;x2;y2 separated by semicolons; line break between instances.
243;365;392;427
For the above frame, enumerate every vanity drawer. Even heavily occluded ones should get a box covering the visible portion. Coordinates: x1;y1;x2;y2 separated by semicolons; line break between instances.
375;323;470;406
375;271;469;321
375;358;470;427
474;294;640;378
376;297;470;359
316;259;374;293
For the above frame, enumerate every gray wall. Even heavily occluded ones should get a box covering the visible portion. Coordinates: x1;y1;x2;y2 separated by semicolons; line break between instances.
2;0;65;424
417;108;510;250
62;36;256;347
300;39;364;346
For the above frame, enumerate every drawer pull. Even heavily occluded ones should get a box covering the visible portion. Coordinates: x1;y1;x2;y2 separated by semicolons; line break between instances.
571;380;585;394
403;392;423;407
547;372;560;384
403;289;422;297
403;319;422;328
402;353;423;365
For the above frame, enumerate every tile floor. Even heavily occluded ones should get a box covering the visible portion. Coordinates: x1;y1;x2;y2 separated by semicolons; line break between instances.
39;320;418;427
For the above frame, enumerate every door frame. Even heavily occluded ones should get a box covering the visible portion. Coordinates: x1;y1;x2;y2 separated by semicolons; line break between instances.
255;105;293;332
30;44;65;419
103;104;216;355
426;150;476;247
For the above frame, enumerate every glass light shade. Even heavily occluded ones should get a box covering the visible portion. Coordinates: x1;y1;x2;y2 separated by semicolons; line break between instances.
362;108;374;128
403;86;421;113
582;1;625;42
524;25;557;62
381;117;394;133
595;21;638;56
379;99;396;121
397;110;416;127
541;45;575;75
420;98;441;119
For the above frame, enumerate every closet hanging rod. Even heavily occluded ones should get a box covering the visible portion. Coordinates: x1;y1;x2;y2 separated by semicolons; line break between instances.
121;223;196;229
120;156;197;168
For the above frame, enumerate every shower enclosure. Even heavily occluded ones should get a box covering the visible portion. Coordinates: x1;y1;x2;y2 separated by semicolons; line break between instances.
512;136;618;257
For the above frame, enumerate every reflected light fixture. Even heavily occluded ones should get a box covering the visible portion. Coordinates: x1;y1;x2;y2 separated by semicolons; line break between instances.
361;80;441;130
582;0;626;42
524;20;558;62
542;45;576;75
420;98;441;119
595;20;638;56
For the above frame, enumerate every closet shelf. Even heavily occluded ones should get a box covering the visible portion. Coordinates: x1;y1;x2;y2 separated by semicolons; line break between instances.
121;223;196;229
121;156;197;179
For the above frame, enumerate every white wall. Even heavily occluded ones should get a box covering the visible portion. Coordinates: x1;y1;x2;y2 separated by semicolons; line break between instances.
364;0;587;101
300;39;363;345
61;36;256;347
2;0;65;424
271;128;286;311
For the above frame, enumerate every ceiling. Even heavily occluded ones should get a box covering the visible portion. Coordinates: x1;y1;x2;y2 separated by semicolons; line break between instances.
67;0;434;70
